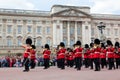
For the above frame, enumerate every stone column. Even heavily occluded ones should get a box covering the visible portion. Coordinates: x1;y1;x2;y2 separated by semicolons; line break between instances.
53;20;57;47
67;21;70;47
75;21;77;42
60;21;63;42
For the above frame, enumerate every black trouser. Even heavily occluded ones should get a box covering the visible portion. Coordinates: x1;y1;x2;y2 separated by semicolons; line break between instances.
84;58;89;68
68;60;74;67
101;58;107;68
90;59;94;69
75;57;82;70
59;58;65;69
57;59;60;68
23;58;30;71
30;59;36;69
94;58;100;71
108;58;115;70
115;58;120;69
44;58;50;69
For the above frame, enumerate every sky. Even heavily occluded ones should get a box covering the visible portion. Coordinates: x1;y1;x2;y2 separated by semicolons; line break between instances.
0;0;119;15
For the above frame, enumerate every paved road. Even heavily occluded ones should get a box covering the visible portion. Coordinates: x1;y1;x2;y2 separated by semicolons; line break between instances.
0;66;120;80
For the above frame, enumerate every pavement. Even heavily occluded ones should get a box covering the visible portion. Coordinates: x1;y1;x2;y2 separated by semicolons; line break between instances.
0;66;120;80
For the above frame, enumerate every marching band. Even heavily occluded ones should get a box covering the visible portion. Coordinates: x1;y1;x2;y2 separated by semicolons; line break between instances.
21;38;120;72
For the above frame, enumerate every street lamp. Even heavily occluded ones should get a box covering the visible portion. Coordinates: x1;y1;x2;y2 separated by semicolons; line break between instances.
97;22;106;34
97;22;106;42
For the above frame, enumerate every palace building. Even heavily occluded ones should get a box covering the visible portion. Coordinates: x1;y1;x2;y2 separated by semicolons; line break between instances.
0;5;120;54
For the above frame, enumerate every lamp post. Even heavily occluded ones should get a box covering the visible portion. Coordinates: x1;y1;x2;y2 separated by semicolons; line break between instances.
97;22;106;43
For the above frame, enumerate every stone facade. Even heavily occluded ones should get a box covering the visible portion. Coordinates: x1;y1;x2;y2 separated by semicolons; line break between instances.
0;5;120;54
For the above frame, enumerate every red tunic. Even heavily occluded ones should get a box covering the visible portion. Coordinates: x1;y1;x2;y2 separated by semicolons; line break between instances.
43;50;51;59
74;47;83;58
84;49;90;59
57;48;66;59
23;49;30;58
68;52;74;60
93;47;101;58
30;49;36;59
114;48;120;58
106;47;114;58
100;49;106;58
89;49;94;59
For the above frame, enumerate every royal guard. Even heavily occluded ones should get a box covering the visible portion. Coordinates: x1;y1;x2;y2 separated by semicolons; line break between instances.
114;42;120;69
21;38;32;72
43;44;51;69
89;43;94;69
67;48;74;67
30;45;36;69
83;44;90;68
106;40;115;70
100;43;107;69
93;39;101;71
74;41;83;70
57;42;66;69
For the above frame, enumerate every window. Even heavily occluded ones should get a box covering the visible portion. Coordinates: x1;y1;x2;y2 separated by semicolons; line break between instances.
107;28;110;36
28;26;32;33
70;39;75;46
114;29;118;36
7;38;12;46
7;25;12;34
91;28;94;36
37;26;41;34
77;26;81;35
70;27;74;35
46;27;50;34
17;25;22;34
17;38;22;46
36;38;41;46
47;38;51;45
63;38;67;46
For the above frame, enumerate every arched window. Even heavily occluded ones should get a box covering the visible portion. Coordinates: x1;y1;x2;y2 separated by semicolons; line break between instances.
7;36;12;46
46;37;51;46
17;36;22;46
36;37;42;46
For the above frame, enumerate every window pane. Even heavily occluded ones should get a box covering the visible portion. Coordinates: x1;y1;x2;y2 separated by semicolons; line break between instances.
77;26;81;35
28;26;32;33
7;39;12;46
46;27;50;34
7;25;12;34
37;26;41;34
18;38;22;46
63;38;67;46
47;38;51;45
37;39;41;46
18;25;22;34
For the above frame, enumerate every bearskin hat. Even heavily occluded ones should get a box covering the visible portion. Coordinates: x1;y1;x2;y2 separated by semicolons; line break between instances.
85;44;89;48
101;43;105;48
31;45;36;49
94;39;100;45
90;43;94;48
26;38;32;45
76;40;81;46
59;42;65;47
115;41;119;47
107;40;113;46
45;44;50;50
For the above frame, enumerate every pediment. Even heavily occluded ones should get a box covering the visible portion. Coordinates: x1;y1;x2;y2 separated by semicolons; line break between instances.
52;8;91;17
